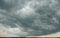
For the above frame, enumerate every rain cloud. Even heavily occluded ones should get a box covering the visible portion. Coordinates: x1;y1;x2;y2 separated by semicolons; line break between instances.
0;0;60;37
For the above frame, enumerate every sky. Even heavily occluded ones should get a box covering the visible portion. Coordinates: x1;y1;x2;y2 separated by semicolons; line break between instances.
0;0;60;37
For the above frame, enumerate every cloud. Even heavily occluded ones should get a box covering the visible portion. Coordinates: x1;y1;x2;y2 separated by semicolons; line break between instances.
0;24;15;37
0;0;60;37
0;23;28;37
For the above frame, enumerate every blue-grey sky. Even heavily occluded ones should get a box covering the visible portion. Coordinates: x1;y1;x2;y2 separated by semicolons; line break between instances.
0;0;60;37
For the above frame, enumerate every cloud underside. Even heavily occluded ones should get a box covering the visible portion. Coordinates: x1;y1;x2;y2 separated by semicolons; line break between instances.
0;0;60;37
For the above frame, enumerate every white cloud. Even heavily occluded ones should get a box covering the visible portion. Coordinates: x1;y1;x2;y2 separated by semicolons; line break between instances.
8;28;21;33
0;23;28;37
16;1;36;19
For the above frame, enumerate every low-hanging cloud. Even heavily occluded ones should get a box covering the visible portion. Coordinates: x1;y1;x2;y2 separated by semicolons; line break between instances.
0;0;60;37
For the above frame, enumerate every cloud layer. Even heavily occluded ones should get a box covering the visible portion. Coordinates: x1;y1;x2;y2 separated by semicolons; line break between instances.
0;0;60;37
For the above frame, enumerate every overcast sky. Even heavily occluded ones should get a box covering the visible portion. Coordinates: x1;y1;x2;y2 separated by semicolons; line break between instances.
0;0;60;37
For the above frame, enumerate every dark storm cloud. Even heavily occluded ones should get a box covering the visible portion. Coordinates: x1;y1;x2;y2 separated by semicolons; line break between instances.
0;0;13;10
0;0;60;36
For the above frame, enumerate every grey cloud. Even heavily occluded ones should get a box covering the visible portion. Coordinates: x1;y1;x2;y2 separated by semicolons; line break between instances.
0;0;60;36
